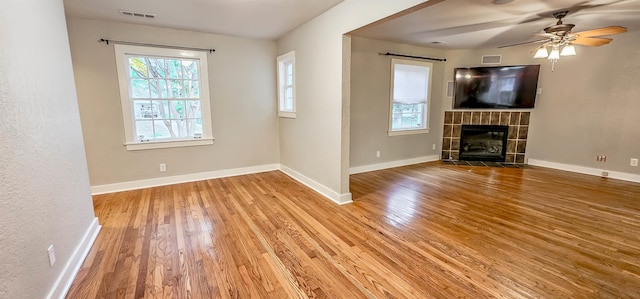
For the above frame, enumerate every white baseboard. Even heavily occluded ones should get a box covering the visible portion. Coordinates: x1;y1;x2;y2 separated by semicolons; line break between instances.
47;217;101;299
279;165;353;205
528;159;640;184
349;155;440;175
91;164;280;195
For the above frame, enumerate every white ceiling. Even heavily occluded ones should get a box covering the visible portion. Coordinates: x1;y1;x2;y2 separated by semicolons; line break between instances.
63;0;344;40
351;0;640;50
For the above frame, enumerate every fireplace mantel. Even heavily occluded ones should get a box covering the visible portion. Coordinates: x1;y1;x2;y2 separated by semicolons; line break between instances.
442;111;530;164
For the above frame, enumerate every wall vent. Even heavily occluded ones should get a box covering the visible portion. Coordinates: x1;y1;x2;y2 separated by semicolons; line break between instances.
446;81;454;98
481;55;502;65
120;10;156;19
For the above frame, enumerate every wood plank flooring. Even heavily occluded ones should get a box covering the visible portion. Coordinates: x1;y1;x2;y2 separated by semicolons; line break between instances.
67;162;640;298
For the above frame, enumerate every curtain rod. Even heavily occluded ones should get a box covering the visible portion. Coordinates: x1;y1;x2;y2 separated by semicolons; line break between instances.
379;52;446;62
99;39;216;53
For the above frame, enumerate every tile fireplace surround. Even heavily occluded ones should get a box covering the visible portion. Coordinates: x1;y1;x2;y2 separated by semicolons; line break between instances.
442;111;530;164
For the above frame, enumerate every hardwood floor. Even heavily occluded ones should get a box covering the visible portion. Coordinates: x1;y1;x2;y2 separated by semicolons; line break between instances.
67;162;640;298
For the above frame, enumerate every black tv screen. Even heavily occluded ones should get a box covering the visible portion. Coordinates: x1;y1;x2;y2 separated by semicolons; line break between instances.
453;65;540;109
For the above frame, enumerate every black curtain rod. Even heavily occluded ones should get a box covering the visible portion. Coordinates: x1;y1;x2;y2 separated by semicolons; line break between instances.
379;52;446;62
99;39;215;53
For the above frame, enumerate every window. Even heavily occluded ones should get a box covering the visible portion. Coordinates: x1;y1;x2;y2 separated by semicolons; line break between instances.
388;58;432;136
114;45;213;150
277;51;295;118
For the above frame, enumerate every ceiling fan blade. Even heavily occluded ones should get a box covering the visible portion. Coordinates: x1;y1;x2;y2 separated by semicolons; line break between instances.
574;26;627;37
498;39;548;49
573;36;612;46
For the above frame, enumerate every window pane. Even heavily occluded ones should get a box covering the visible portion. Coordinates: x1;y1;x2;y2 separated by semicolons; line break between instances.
131;79;150;98
149;79;169;98
391;103;424;130
170;119;187;137
153;120;173;139
186;100;201;118
153;100;170;119
147;58;166;78
184;80;199;98
185;118;201;136
135;120;153;140
134;100;154;119
129;57;148;78
170;100;185;119
169;80;184;98
182;60;198;79
167;60;182;78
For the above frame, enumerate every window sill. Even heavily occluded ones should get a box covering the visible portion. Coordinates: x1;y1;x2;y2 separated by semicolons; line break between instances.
388;128;429;137
124;138;214;151
278;111;296;118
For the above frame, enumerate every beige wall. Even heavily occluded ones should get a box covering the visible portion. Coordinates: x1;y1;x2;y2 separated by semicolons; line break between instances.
277;0;427;200
0;0;97;297
350;36;446;167
66;18;280;186
441;29;640;175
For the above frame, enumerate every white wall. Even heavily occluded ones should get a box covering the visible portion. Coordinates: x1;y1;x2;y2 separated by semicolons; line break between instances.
67;18;280;188
0;0;97;298
277;0;428;202
350;36;446;169
441;29;640;176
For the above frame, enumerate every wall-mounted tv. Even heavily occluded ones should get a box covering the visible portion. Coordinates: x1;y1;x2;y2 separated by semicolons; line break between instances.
453;65;540;109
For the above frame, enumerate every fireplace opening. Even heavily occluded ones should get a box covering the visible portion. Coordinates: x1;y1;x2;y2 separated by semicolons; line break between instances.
459;125;509;162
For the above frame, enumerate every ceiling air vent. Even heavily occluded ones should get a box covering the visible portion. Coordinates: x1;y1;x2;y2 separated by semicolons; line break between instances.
120;10;156;19
481;55;502;65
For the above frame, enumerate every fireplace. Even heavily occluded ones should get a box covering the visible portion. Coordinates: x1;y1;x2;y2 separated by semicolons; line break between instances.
459;125;509;162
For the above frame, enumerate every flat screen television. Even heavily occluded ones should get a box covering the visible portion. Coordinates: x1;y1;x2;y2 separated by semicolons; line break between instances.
453;65;540;109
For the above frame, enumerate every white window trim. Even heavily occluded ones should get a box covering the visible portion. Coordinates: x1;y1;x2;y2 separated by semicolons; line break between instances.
114;44;213;150
277;51;296;118
388;58;433;137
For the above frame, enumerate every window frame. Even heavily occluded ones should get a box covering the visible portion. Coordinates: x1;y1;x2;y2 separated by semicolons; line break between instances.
277;51;296;118
114;44;214;151
388;58;433;136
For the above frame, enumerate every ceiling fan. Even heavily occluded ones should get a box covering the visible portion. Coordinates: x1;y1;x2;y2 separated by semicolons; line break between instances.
500;10;627;69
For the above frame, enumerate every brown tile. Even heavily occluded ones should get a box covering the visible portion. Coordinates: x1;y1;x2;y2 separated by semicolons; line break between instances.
520;112;530;125
516;154;525;164
444;111;453;124
442;138;451;150
490;112;500;125
518;126;529;139
462;112;472;124
517;140;527;154
443;125;453;137
508;126;518;139
500;112;510;125
451;140;460;151
442;150;451;159
506;140;516;154
510;112;520;125
452;138;460;152
506;154;516;163
452;125;461;137
451;152;459;160
453;111;462;124
472;112;481;124
481;112;491;124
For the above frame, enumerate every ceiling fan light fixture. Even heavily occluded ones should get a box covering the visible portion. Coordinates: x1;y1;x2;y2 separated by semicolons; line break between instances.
534;47;549;58
560;44;576;56
548;47;560;61
492;0;515;5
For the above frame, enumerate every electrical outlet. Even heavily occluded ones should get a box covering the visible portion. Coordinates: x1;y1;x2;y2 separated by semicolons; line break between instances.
432;144;436;150
159;163;167;172
47;245;56;267
596;155;607;162
631;158;638;167
376;151;380;158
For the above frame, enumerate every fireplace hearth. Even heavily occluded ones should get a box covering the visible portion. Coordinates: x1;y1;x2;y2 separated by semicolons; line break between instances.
459;125;508;162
